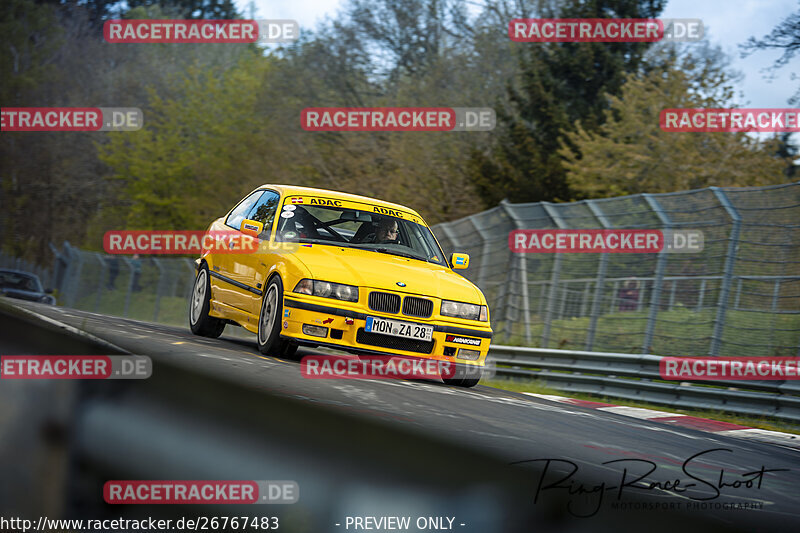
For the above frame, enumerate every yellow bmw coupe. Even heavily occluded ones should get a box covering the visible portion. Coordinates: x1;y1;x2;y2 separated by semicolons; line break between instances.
189;185;491;386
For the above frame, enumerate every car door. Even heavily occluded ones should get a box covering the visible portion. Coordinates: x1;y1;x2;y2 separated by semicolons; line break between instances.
229;189;281;315
212;190;266;311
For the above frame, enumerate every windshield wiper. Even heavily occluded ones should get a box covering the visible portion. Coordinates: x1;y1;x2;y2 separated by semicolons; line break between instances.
372;247;424;261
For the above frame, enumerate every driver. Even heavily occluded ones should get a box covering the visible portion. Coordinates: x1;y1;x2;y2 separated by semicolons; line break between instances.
374;218;399;244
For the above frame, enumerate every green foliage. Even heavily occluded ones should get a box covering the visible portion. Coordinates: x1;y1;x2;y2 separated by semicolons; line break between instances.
467;0;666;206
559;53;787;197
97;54;270;231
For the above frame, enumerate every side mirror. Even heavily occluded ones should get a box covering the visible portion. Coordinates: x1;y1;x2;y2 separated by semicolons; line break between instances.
240;219;264;238
450;253;470;270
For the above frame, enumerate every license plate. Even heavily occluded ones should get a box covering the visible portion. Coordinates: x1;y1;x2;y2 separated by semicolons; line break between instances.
365;316;433;341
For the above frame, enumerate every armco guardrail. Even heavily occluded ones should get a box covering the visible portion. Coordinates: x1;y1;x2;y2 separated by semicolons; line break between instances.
488;345;800;424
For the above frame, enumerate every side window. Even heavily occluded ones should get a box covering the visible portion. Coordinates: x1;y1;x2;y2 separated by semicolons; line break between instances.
226;191;264;230
247;190;280;238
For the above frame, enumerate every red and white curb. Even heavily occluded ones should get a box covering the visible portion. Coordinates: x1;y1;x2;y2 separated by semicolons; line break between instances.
523;393;800;450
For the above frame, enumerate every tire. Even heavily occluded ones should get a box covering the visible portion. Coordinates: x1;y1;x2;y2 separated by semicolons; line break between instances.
443;365;482;388
257;276;289;355
281;343;299;359
189;265;226;338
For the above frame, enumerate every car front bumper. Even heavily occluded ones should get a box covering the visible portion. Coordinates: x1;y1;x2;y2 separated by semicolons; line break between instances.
281;295;492;367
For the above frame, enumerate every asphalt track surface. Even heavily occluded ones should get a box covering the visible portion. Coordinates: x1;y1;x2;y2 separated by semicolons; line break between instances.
3;299;799;532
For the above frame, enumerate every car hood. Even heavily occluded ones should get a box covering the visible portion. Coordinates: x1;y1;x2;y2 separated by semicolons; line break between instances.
290;245;484;303
0;288;44;301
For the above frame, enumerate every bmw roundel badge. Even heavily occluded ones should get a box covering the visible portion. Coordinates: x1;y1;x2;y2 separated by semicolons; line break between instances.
396;282;406;287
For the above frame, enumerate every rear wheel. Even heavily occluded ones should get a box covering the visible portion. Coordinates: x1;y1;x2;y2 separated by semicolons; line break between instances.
189;265;226;338
257;276;290;355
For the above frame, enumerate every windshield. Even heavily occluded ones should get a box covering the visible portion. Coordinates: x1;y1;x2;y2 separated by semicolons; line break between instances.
276;201;445;265
0;271;41;292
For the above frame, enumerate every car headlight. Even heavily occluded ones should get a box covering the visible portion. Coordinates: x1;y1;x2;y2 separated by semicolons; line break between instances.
293;279;358;302
440;300;488;321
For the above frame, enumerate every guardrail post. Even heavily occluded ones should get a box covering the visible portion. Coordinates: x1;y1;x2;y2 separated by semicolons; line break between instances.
501;201;532;345
585;200;611;351
541;203;567;348
642;195;671;353
710;188;742;357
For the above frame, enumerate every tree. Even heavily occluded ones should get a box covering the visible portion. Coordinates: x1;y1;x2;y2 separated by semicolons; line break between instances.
467;0;666;207
774;132;799;179
559;51;787;197
740;4;800;104
95;53;270;234
125;0;240;19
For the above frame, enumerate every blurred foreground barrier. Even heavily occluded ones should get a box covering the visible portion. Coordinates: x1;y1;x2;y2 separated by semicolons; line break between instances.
488;345;800;423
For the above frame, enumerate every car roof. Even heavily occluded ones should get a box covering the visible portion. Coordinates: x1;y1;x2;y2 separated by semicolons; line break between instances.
258;184;424;219
0;268;39;279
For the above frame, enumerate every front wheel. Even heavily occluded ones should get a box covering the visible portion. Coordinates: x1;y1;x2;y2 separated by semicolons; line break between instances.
189;265;226;338
257;276;290;355
443;365;482;388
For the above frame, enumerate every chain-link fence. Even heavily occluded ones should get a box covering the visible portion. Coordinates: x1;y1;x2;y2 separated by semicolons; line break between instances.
431;182;800;357
0;252;54;289
41;242;198;326
3;182;799;356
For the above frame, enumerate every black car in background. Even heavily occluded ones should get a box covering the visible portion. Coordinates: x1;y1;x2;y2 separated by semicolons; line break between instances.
0;269;56;305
